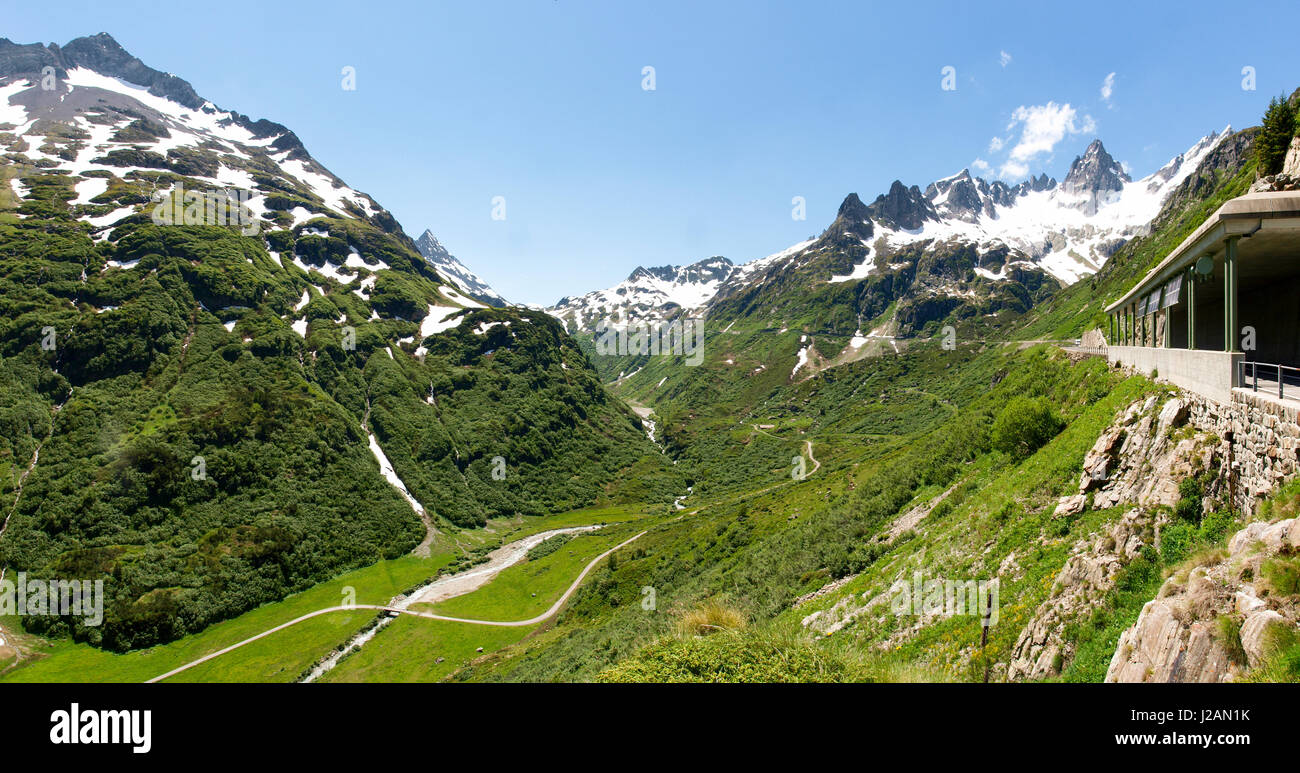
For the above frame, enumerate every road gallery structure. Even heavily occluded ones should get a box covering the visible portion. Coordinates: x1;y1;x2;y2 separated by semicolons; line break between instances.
1105;191;1300;404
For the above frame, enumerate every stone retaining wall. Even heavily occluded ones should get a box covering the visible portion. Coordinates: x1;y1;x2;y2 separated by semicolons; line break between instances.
1184;389;1300;514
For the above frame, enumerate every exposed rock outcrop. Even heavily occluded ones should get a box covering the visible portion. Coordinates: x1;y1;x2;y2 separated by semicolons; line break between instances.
1061;140;1131;215
1063;388;1300;518
1250;135;1300;192
1070;395;1217;513
866;181;937;231
1105;517;1300;682
1008;508;1163;680
1011;394;1218;681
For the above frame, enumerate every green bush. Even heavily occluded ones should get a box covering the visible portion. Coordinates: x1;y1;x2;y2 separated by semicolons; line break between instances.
1161;521;1195;564
1261;556;1300;598
596;630;875;683
1243;624;1300;682
991;396;1063;458
527;532;574;561
1175;475;1204;522
1216;614;1248;665
1198;509;1234;543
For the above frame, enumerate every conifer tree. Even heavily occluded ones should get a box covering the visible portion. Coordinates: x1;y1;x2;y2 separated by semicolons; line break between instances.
1256;94;1297;176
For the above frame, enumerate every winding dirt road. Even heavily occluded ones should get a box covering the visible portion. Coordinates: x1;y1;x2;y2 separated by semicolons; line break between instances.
804;439;821;476
750;423;820;477
144;530;646;684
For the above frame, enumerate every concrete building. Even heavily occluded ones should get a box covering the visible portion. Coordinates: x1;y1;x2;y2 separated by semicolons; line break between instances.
1105;191;1300;404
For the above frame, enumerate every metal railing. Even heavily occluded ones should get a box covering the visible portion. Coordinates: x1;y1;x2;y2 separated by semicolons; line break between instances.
1237;360;1300;401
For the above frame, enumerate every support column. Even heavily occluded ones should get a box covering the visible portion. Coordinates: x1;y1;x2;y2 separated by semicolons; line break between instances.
1224;237;1239;352
1159;285;1169;348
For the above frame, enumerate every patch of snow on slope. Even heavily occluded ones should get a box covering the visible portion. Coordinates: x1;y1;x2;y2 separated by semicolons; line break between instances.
367;432;425;517
829;247;875;283
0;79;33;127
70;177;108;205
291;254;354;284
792;346;810;377
735;238;818;281
473;320;509;335
441;286;485;308
63;68;273;147
82;205;136;228
214;164;257;190
420;303;464;338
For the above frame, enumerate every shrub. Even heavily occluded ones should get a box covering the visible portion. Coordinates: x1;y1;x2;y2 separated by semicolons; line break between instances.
596;629;878;683
526;532;574;561
1216;614;1248;665
678;599;747;636
1198;509;1234;543
1243;623;1300;682
1161;521;1195;565
991;396;1063;458
1261;556;1300;598
1174;476;1204;522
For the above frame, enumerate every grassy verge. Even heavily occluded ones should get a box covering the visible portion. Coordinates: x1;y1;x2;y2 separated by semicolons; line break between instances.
0;554;453;683
319;617;531;683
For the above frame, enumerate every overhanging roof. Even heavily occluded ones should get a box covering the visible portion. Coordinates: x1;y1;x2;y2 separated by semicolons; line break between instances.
1106;191;1300;313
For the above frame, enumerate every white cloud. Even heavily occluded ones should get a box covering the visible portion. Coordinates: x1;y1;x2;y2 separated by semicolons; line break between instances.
999;50;1012;68
997;101;1095;178
988;136;1004;153
1100;72;1116;106
999;160;1028;179
971;158;990;172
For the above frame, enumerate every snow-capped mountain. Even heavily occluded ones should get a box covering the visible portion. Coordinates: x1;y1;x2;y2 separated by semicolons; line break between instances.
553;128;1234;335
840;131;1232;285
548;256;735;330
0;33;494;340
413;229;508;307
0;34;390;230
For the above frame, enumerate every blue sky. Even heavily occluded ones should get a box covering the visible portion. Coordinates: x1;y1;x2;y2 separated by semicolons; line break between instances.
6;0;1299;304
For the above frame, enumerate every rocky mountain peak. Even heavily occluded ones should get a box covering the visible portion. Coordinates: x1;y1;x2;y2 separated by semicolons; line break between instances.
415;229;449;260
926;170;993;222
627;256;733;285
0;33;206;109
413;229;508;306
836;192;870;221
1061;139;1130;195
866;180;937;231
814;192;876;244
1023;172;1057;193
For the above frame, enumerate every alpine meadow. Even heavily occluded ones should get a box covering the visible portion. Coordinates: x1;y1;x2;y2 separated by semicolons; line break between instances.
2;5;1300;755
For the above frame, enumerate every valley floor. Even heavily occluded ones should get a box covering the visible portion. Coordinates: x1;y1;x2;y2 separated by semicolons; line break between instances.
6;344;1300;684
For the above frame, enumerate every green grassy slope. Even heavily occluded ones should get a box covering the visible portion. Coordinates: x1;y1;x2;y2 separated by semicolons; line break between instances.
0;147;680;653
